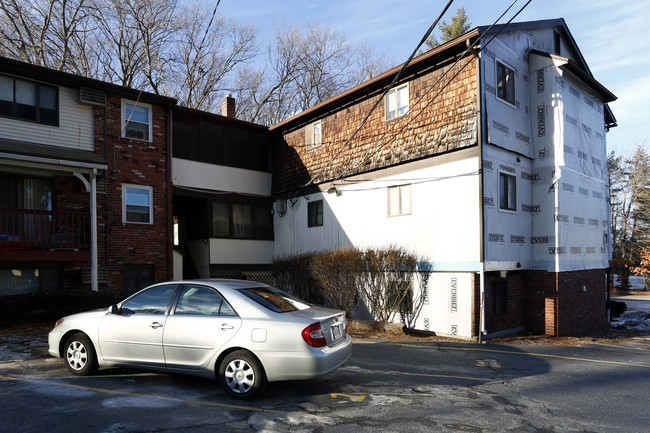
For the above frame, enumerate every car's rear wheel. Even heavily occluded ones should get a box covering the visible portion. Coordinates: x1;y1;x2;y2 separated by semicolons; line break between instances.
219;350;267;399
64;333;98;376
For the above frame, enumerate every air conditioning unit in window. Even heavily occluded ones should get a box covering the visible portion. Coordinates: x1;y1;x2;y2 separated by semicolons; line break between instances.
126;129;145;139
79;87;106;106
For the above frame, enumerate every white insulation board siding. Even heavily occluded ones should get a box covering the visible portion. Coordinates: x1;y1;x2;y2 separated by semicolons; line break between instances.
389;272;474;338
483;33;534;159
529;55;610;272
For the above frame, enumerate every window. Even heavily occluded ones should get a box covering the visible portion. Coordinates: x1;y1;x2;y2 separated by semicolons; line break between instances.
0;74;58;126
122;100;152;141
0;267;60;296
496;61;515;105
308;200;323;227
305;120;322;150
239;286;311;313
385;83;409;120
388;184;411;216
123;184;153;224
388;281;412;313
123;264;155;296
490;279;507;315
211;201;273;240
175;285;236;316
121;283;176;315
499;173;516;211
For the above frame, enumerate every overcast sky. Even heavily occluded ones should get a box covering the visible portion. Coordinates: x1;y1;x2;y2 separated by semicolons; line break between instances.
218;0;649;156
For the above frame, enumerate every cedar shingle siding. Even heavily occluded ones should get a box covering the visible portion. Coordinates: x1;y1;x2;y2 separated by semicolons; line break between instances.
275;56;478;193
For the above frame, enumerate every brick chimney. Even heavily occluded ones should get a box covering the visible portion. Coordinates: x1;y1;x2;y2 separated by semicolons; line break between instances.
222;94;236;118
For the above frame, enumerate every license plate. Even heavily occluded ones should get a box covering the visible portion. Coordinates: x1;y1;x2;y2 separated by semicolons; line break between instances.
331;323;342;340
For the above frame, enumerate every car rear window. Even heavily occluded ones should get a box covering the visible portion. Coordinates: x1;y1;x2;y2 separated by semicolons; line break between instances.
239;286;311;313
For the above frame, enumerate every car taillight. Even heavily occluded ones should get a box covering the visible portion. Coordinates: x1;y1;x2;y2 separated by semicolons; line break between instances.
344;313;348;335
302;322;327;348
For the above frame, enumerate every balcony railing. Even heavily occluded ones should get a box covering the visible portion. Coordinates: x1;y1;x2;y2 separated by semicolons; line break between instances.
0;208;90;251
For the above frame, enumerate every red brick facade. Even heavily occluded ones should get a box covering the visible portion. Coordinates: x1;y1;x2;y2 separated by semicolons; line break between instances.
91;97;173;296
475;268;609;338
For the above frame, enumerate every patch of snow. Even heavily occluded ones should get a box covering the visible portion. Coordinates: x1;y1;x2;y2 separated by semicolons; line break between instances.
612;311;650;331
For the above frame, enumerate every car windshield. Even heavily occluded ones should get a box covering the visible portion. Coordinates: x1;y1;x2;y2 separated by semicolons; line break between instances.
239;286;311;313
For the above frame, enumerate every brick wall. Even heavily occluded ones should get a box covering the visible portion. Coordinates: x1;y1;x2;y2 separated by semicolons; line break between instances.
527;269;608;336
92;97;172;296
274;56;479;192
473;268;608;338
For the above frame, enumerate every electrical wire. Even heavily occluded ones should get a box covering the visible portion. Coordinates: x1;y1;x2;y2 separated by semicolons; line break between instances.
300;0;456;190
286;0;533;201
333;0;532;184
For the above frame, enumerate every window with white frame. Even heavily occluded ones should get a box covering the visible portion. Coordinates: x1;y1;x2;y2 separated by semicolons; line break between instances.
305;120;322;150
499;172;516;211
385;83;409;121
496;61;515;106
122;100;152;141
123;184;153;224
388;184;411;216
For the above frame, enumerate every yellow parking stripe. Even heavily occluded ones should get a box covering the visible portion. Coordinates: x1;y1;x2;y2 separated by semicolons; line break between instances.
0;375;280;412
390;343;650;368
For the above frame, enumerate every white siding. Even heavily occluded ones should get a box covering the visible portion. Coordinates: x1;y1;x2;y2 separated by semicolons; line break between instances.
210;239;274;265
274;154;481;271
172;158;271;196
0;87;94;150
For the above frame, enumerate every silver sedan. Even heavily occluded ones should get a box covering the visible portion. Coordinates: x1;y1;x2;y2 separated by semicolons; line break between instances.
48;279;352;399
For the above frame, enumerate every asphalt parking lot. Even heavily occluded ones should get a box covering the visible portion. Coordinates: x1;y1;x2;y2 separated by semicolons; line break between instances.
1;334;649;433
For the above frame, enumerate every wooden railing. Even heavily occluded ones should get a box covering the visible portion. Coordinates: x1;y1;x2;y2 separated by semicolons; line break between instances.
0;208;90;250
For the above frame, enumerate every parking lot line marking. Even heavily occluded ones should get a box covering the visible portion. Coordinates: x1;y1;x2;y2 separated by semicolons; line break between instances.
389;343;650;369
0;375;280;413
330;393;366;402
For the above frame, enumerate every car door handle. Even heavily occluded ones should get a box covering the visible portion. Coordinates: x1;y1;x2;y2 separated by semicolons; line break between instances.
220;324;234;330
150;322;163;329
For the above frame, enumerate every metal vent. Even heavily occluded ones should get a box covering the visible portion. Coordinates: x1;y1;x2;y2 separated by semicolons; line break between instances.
82;266;108;284
79;87;106;106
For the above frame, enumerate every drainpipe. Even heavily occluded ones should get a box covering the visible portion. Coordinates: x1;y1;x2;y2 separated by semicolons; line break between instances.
90;168;98;292
476;38;487;343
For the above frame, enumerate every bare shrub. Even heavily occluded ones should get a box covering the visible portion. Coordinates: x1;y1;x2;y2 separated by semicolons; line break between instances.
311;248;364;317
359;246;421;324
271;252;315;302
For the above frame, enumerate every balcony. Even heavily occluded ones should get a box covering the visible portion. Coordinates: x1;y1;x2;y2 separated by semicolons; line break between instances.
0;208;90;261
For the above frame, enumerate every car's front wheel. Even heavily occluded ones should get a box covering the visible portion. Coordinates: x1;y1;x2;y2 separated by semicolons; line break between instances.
219;350;267;399
64;333;98;376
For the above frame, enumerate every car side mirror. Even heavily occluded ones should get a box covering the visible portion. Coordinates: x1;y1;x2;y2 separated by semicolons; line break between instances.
109;304;120;315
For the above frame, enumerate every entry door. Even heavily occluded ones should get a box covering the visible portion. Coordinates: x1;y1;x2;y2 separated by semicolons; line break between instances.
99;285;178;365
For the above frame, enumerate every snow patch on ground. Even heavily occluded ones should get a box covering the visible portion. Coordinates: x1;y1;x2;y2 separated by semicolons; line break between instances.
612;310;650;331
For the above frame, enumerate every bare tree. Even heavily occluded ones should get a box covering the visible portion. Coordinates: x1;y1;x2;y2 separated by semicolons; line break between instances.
234;23;390;126
609;142;650;288
171;1;257;111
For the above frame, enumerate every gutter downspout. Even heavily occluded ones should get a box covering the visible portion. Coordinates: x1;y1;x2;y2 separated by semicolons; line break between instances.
476;38;487;343
90;169;98;292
